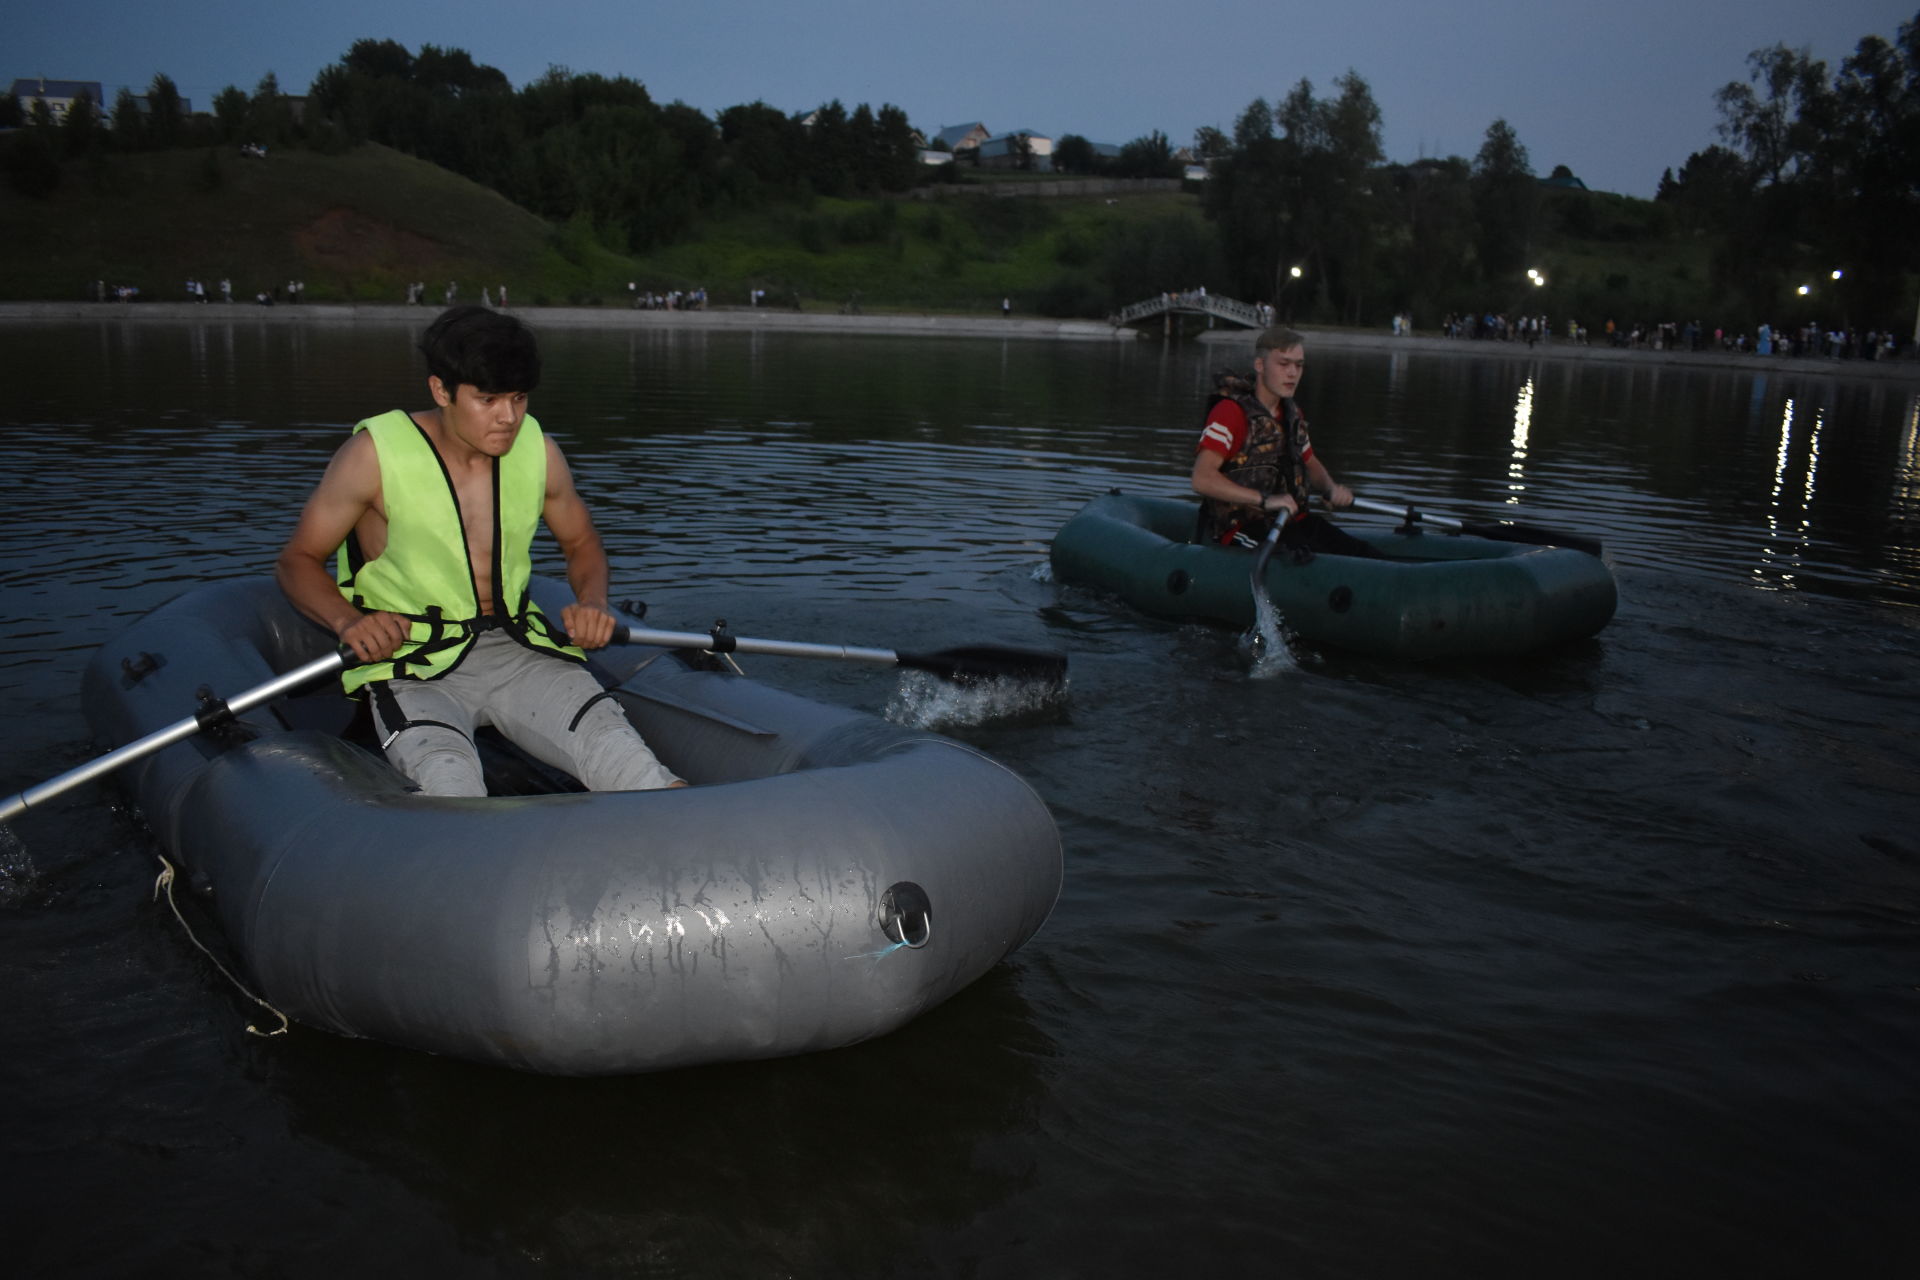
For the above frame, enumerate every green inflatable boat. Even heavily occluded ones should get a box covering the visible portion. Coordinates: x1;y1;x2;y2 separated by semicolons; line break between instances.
1049;492;1617;659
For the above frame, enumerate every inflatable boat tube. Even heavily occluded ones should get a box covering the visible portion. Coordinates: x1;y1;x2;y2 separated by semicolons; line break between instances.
1049;492;1616;659
80;578;1062;1075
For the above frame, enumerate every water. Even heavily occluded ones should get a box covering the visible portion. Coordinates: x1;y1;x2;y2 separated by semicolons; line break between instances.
2;318;1917;1277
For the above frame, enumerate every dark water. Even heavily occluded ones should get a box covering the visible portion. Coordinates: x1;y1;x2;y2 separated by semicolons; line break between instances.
2;319;1917;1277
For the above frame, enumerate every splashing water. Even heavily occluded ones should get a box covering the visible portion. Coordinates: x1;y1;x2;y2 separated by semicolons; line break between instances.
0;825;35;907
1240;589;1300;679
885;670;1069;730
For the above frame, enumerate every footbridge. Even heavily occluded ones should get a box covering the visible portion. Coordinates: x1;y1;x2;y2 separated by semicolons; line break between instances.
1112;291;1266;331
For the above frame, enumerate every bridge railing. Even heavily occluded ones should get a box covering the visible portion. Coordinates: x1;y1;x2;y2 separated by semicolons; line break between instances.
1112;293;1266;329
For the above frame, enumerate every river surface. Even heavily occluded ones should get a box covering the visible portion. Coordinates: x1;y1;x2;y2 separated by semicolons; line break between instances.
1;318;1917;1278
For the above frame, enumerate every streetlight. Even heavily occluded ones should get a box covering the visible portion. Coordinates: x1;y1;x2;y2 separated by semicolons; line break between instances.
1276;264;1305;322
1831;269;1844;281
1797;284;1811;296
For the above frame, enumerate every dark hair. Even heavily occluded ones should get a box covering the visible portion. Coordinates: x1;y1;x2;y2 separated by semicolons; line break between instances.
418;305;541;395
1254;325;1307;354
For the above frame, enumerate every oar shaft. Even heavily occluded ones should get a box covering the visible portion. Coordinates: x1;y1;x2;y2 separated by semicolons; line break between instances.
1349;496;1465;530
612;625;901;667
0;650;346;824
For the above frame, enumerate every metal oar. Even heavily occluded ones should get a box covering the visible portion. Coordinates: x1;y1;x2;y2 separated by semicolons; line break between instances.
608;623;1068;685
1348;496;1603;557
0;649;349;825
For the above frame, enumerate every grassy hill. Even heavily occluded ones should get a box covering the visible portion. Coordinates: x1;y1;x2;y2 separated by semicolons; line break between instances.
0;143;628;305
0;142;1208;313
0;142;1728;327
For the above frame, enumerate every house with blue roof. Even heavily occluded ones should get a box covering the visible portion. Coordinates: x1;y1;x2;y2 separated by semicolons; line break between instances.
977;130;1054;172
10;78;104;123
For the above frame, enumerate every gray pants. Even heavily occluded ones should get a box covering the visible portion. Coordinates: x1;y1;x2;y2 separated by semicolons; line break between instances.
370;631;682;797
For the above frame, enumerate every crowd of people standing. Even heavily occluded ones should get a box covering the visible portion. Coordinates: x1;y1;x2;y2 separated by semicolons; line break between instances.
1428;310;1906;362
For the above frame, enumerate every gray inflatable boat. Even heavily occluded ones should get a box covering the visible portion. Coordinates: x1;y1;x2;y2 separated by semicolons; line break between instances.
80;578;1062;1075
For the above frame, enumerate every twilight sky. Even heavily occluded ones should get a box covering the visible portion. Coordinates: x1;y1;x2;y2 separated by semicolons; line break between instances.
9;0;1913;198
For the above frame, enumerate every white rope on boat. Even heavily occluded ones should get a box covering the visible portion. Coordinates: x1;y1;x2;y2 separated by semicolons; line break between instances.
152;857;289;1038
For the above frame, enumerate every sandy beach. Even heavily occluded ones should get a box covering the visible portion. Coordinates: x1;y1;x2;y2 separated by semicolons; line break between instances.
2;300;1914;383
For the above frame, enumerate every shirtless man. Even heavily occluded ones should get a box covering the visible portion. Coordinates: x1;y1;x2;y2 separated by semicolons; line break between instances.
276;305;682;796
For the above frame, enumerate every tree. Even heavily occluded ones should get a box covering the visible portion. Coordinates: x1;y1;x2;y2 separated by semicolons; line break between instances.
1659;145;1753;229
718;100;805;195
60;88;100;158
1382;156;1475;320
874;104;919;191
248;72;296;146
1010;130;1034;172
804;99;854;195
146;74;184;148
344;37;415;81
1232;97;1272;149
1054;133;1097;174
1714;44;1831;185
110;87;145;149
212;85;248;142
1115;130;1175;179
1472;118;1535;284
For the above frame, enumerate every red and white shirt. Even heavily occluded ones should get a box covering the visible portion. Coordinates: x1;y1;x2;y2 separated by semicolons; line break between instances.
1197;398;1315;463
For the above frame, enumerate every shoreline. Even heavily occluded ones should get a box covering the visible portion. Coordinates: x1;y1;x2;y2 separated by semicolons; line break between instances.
1;301;1913;383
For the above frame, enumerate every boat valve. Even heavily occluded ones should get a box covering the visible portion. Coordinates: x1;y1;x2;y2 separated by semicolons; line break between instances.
120;651;162;688
880;881;932;949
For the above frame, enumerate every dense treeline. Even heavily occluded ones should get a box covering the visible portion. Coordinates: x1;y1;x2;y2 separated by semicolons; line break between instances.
1663;15;1920;332
2;39;927;255
1197;11;1919;333
3;19;1914;332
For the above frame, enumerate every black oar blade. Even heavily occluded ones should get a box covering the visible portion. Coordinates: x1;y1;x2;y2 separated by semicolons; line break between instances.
896;646;1069;685
1458;519;1604;557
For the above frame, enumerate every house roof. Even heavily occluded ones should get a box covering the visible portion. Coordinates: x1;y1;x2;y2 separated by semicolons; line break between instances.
10;78;103;101
935;122;988;148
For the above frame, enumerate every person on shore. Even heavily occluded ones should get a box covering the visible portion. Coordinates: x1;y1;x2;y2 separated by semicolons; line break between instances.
275;305;685;798
1190;326;1381;558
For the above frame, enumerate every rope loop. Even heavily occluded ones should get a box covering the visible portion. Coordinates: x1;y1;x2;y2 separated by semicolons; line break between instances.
153;856;290;1038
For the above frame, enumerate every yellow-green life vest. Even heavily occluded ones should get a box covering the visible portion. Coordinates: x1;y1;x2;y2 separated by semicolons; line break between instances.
336;409;582;694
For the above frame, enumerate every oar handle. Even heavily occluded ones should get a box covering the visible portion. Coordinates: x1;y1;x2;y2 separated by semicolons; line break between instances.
606;623;902;667
1;647;349;825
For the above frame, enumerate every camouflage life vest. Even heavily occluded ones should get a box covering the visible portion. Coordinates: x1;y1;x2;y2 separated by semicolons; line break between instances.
1196;370;1309;546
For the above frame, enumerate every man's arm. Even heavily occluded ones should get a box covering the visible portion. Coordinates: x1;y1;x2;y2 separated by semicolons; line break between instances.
541;436;616;649
1191;449;1292;517
275;432;411;662
1303;455;1354;509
